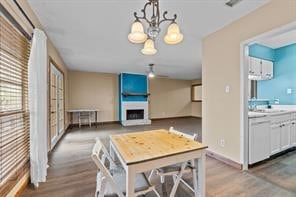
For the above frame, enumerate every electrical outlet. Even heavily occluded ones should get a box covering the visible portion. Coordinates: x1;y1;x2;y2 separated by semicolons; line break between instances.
220;139;225;147
218;139;225;147
225;85;230;93
287;88;292;95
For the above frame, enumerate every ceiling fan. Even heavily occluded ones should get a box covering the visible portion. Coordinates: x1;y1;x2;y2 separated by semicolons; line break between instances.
147;64;169;78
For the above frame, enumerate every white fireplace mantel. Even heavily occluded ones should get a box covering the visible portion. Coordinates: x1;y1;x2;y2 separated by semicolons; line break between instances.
121;101;151;126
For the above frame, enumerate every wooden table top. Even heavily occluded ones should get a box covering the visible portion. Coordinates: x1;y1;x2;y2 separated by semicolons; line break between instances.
110;129;208;165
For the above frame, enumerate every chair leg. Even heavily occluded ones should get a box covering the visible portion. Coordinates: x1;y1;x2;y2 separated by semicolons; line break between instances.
173;175;177;183
169;162;187;197
98;177;107;197
148;169;155;182
153;188;161;197
160;175;165;184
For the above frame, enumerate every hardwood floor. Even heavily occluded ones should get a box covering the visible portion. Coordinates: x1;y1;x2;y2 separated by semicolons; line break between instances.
23;118;296;197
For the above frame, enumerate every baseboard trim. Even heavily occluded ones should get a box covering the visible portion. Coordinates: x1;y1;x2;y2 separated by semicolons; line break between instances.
69;117;200;126
7;171;29;197
151;116;201;121
4;164;30;197
69;121;120;128
206;150;242;170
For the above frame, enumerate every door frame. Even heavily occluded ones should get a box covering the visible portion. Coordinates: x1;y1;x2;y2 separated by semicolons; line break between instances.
48;57;65;151
240;22;296;170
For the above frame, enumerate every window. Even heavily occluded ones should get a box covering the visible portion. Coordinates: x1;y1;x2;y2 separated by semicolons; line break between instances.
0;15;30;190
191;84;202;102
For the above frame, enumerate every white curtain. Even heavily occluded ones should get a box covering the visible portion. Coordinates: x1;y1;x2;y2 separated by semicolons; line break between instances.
28;29;48;187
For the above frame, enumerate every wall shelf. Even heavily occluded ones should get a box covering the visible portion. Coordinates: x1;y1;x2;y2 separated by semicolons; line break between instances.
122;92;150;97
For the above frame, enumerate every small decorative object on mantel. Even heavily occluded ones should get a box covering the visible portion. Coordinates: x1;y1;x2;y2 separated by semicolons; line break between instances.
122;92;151;97
128;0;183;55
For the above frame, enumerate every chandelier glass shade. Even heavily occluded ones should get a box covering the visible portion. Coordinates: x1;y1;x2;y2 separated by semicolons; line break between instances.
164;23;183;45
141;39;157;55
128;21;147;44
128;0;183;55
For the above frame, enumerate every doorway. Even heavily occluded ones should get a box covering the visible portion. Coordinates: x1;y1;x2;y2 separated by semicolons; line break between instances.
240;22;296;170
49;61;65;149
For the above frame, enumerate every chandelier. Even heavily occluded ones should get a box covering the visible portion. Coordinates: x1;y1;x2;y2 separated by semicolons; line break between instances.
128;0;183;55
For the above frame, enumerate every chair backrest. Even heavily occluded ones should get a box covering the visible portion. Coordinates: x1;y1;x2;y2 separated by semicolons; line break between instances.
169;127;198;141
91;138;116;179
91;138;124;197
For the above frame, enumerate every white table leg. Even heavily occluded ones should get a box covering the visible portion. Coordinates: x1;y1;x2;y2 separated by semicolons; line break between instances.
126;166;135;197
192;159;198;196
196;151;206;197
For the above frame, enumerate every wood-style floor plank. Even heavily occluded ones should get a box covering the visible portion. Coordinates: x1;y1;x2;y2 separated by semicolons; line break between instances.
22;118;296;197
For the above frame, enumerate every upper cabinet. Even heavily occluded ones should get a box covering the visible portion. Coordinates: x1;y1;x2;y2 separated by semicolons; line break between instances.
261;59;273;79
248;56;273;80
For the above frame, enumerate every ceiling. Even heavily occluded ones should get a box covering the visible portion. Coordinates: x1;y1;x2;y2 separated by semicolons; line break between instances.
28;0;269;80
257;29;296;49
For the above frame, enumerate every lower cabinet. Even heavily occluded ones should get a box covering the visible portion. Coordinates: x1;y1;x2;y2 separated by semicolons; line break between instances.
270;123;281;155
249;119;270;164
250;113;296;164
281;122;291;150
291;120;296;146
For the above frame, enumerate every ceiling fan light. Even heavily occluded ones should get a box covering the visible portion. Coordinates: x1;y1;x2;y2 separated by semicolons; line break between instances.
128;21;147;44
164;23;184;45
141;39;157;55
148;72;155;78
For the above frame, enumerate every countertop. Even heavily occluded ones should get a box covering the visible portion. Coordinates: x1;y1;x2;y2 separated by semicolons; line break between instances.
248;109;296;119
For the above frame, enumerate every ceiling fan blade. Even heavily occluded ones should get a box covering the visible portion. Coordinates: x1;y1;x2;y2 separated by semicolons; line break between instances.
155;75;169;78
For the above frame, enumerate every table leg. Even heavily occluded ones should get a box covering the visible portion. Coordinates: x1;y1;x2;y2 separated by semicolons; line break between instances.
70;112;73;129
192;159;198;196
95;111;98;128
196;151;206;197
126;166;135;197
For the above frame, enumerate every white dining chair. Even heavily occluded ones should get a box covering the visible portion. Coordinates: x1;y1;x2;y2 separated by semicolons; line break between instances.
148;127;199;197
91;138;161;197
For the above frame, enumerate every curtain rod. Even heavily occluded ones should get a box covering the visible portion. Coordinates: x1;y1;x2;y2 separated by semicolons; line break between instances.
0;3;32;40
13;0;35;29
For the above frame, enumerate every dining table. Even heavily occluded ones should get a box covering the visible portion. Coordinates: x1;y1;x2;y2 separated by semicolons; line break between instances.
109;129;208;197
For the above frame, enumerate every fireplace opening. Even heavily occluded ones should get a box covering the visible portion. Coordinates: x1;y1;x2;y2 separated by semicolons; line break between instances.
126;109;144;120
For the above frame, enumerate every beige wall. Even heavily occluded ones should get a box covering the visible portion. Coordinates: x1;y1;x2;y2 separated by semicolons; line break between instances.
191;79;202;118
203;0;296;163
68;71;198;121
69;71;118;122
149;78;193;119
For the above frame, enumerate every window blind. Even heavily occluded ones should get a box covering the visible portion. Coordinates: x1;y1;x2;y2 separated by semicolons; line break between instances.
0;15;30;187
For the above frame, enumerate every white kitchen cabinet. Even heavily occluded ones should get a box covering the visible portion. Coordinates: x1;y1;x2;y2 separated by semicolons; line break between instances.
248;56;273;80
249;119;270;164
290;120;296;146
261;59;273;79
280;121;291;150
270;123;281;155
249;57;261;77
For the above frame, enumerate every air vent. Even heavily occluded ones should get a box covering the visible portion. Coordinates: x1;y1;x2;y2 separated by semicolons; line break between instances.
225;0;243;7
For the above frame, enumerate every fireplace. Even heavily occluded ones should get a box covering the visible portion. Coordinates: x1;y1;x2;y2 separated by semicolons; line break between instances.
120;101;151;126
126;109;144;120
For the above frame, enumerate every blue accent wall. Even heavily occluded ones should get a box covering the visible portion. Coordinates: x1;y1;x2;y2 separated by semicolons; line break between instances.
249;43;275;61
257;43;296;105
121;73;148;102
